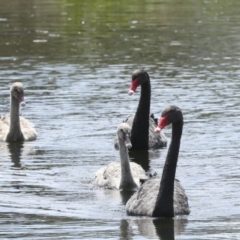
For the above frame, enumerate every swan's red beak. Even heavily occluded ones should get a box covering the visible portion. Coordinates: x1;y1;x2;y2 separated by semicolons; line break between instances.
128;78;139;95
155;115;169;132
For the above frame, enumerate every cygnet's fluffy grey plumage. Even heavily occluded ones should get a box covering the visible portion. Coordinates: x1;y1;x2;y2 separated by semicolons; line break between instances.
114;69;167;151
126;105;190;217
94;123;147;190
0;82;37;142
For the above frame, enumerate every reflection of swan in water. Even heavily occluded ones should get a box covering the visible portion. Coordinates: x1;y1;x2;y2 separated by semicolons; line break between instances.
0;141;34;168
119;219;133;240
0;82;37;142
7;142;24;168
128;149;162;172
126;218;188;240
120;189;136;205
128;150;150;172
94;123;148;190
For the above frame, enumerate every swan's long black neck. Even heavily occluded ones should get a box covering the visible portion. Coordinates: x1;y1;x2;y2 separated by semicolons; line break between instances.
130;80;151;150
152;121;183;217
6;96;24;142
119;138;138;190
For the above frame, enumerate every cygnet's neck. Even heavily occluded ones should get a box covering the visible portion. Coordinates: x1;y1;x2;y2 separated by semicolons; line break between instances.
6;95;24;142
119;137;137;190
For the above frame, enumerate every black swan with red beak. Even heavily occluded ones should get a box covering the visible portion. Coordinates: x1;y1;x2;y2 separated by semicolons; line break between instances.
114;69;167;151
126;105;190;217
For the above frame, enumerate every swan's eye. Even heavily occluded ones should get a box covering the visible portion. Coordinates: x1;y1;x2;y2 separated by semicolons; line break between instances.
13;87;19;92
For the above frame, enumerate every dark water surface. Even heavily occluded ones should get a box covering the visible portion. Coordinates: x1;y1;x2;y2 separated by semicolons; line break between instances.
0;0;240;239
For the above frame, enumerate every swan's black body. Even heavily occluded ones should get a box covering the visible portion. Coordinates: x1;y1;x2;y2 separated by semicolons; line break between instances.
126;105;190;217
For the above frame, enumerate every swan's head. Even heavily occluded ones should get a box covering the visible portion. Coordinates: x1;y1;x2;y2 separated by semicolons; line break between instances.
155;105;183;132
128;69;150;95
11;82;26;106
117;123;132;149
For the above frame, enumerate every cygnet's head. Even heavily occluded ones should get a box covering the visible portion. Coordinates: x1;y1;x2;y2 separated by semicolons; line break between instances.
117;123;132;149
11;82;26;106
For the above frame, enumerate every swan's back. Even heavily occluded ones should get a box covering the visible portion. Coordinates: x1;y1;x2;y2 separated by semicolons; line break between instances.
148;114;167;148
0;115;10;141
19;116;37;141
126;175;190;216
93;161;147;189
0;114;37;141
114;114;167;150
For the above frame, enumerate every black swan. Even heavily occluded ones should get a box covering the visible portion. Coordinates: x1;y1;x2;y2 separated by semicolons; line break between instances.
94;123;148;190
0;82;37;142
114;69;167;150
126;105;190;217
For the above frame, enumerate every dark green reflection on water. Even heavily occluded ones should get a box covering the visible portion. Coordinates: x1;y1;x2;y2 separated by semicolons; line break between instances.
1;0;240;65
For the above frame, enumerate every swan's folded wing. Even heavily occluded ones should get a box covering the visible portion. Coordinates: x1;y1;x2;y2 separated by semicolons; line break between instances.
126;176;159;216
130;162;148;187
93;162;121;189
20;117;37;141
0;115;10;141
124;115;134;127
115;114;167;150
126;176;190;216
149;115;167;148
173;179;190;215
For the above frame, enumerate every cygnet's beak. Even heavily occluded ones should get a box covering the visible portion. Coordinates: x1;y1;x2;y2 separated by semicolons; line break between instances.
20;101;26;107
125;134;132;149
18;92;26;107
